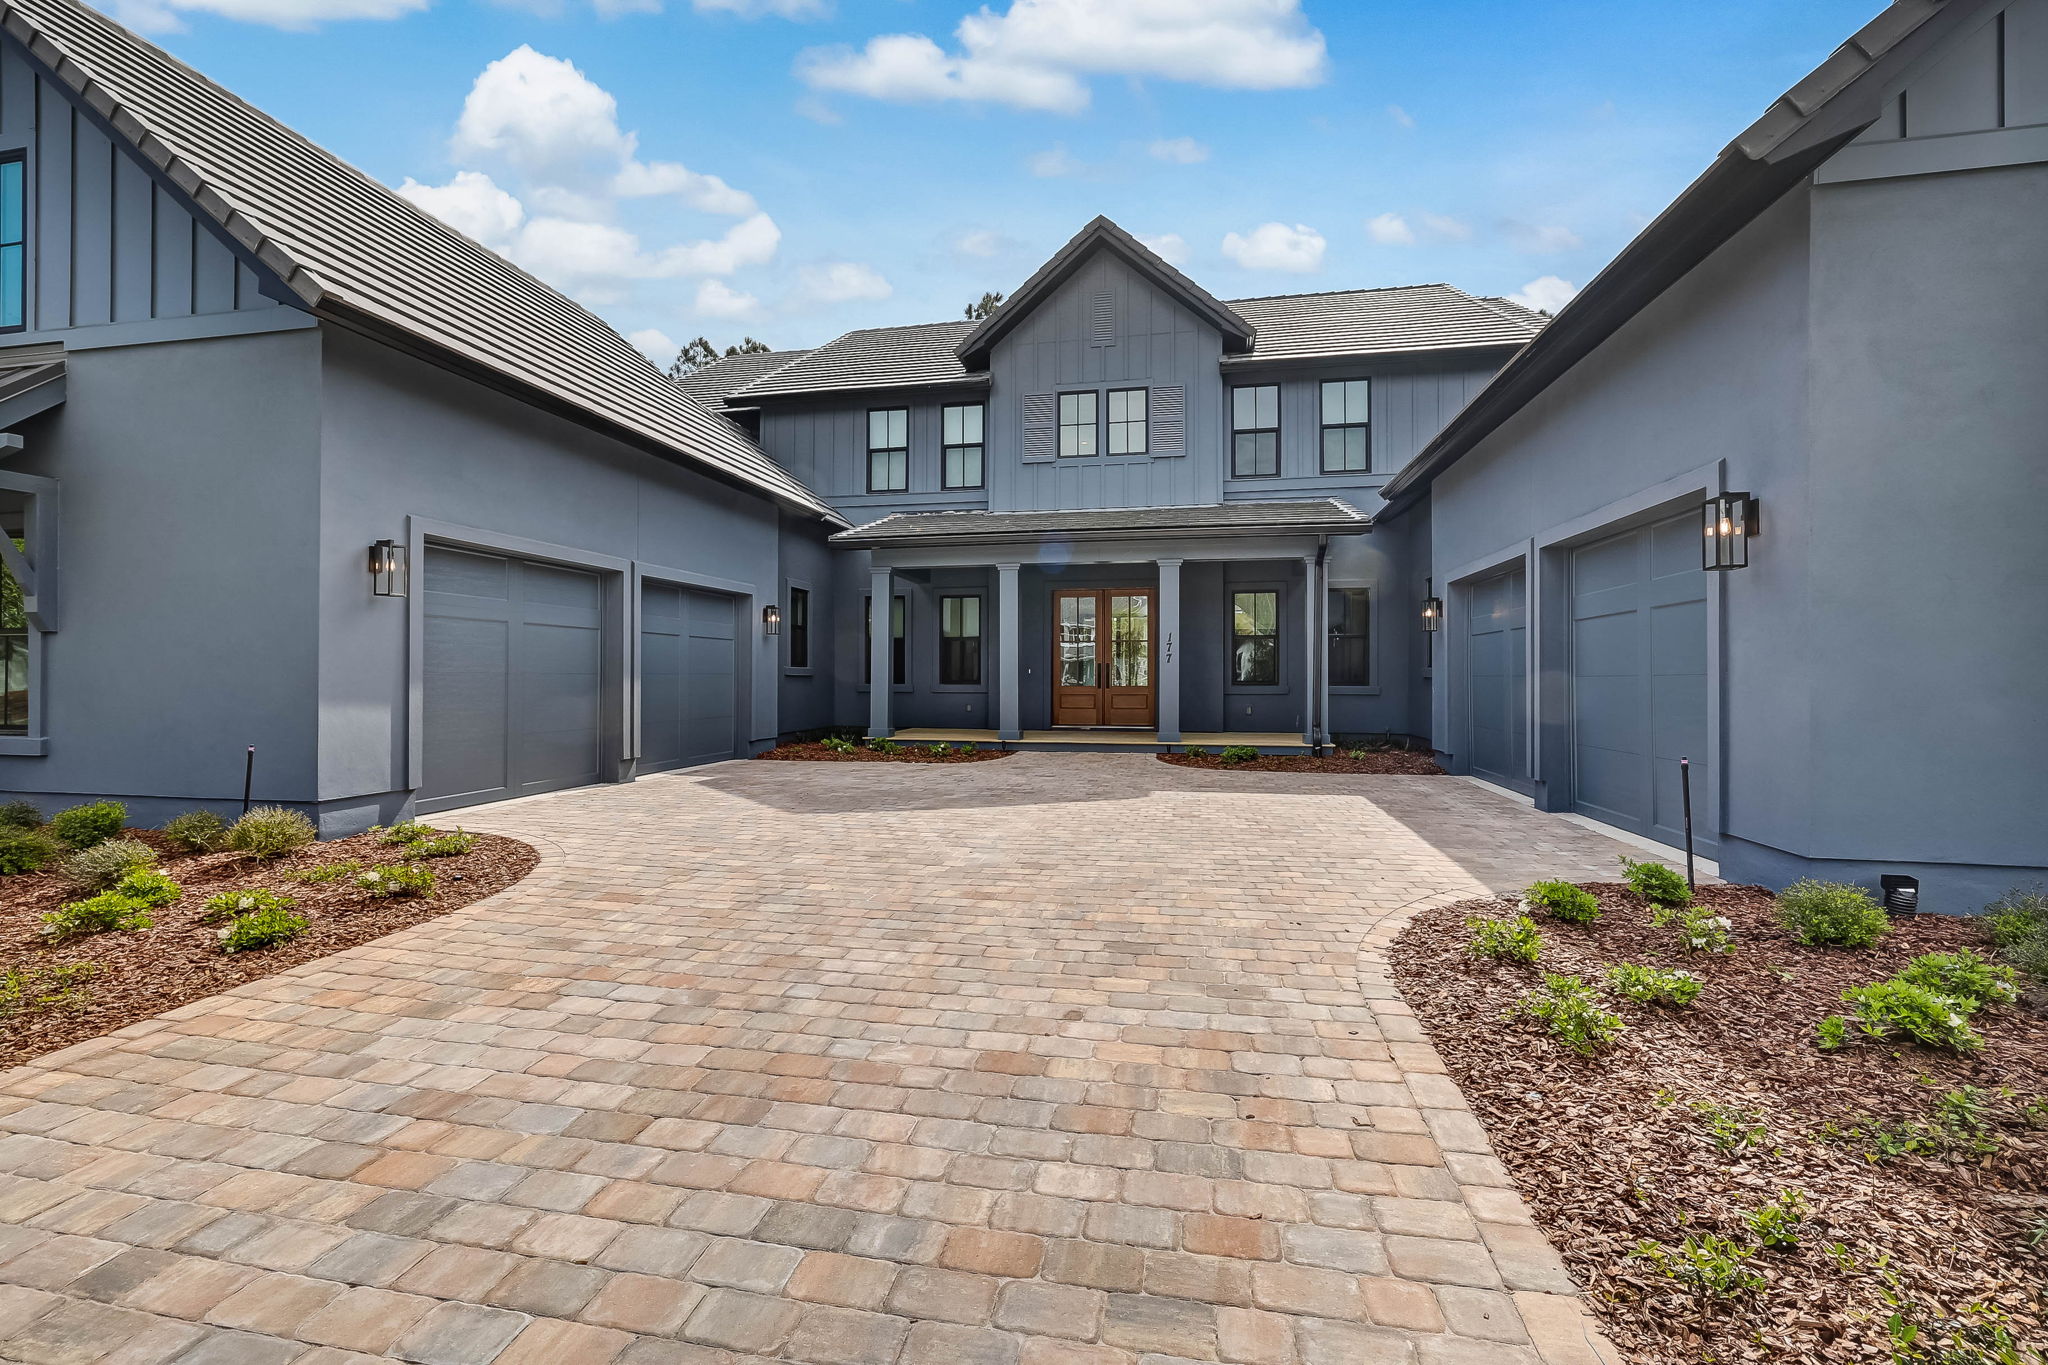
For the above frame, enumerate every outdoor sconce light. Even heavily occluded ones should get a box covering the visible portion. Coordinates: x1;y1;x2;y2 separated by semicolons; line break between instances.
1702;492;1758;571
761;604;782;636
368;539;408;598
1880;874;1919;917
1420;596;1443;632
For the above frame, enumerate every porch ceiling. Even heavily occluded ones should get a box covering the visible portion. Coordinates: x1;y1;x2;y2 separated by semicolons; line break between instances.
830;498;1370;550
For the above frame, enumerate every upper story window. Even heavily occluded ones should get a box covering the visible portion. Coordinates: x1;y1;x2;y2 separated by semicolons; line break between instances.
942;403;984;489
1231;590;1279;686
787;586;810;670
1328;586;1370;686
1058;392;1097;458
867;408;909;492
1320;379;1370;473
0;154;24;333
1107;388;1147;455
1231;385;1279;478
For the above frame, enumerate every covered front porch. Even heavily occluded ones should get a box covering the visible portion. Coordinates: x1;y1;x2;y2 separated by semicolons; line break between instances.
893;727;1310;752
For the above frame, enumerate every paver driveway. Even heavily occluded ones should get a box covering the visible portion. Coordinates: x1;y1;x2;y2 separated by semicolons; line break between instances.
0;755;1647;1365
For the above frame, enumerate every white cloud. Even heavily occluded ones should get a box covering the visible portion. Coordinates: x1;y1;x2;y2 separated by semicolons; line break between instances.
1139;232;1190;266
1365;212;1414;246
611;160;756;215
108;0;423;31
798;261;893;303
1509;275;1577;314
694;0;828;15
1387;104;1415;129
627;328;677;364
694;279;761;319
594;0;662;15
398;170;525;244
955;229;1012;258
1505;221;1584;254
797;0;1327;114
1419;212;1472;241
1027;145;1082;178
1147;136;1209;164
1221;221;1323;273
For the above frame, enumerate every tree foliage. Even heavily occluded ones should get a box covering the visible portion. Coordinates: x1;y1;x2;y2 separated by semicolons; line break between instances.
963;291;1005;321
666;336;773;379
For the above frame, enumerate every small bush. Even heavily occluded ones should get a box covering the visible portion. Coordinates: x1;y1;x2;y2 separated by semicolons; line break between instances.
1630;1233;1763;1300
0;962;95;1017
404;831;476;858
1826;1087;2005;1163
217;904;309;953
1816;1015;1850;1051
159;809;228;853
226;806;316;859
377;821;436;845
1525;879;1601;924
358;863;435;898
1985;887;2048;982
1515;973;1626;1054
1689;1098;1769;1153
198;888;296;925
1182;745;1207;757
42;891;152;944
818;736;858;754
112;869;181;909
0;799;41;829
61;838;157;892
1842;979;1983;1054
1620;858;1692;907
1466;914;1542;964
1219;745;1261;765
1895;950;2019;1011
0;827;60;875
1745;1190;1807;1250
1653;902;1735;954
867;738;904;756
288;860;364;885
49;800;127;849
1606;962;1703;1007
1777;879;1890;948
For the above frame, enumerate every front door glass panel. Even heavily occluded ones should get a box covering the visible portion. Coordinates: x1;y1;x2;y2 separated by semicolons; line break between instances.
1109;595;1150;687
1059;594;1098;687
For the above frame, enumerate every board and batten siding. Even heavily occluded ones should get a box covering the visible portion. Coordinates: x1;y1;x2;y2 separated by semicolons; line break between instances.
0;37;279;334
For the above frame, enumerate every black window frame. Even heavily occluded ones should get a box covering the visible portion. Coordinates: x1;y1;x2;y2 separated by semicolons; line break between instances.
1319;378;1371;474
786;585;811;671
1327;585;1371;688
1230;588;1281;688
0;150;25;336
938;593;984;687
1057;390;1099;459
863;593;908;687
866;406;910;493
1230;384;1280;479
941;402;985;490
1106;387;1148;456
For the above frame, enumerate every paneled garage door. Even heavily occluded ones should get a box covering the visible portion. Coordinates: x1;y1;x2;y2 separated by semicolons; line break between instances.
639;581;737;773
1465;566;1528;790
420;547;607;814
1570;512;1713;852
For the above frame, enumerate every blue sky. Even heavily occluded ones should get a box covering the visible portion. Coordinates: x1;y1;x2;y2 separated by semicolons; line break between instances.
122;0;1880;364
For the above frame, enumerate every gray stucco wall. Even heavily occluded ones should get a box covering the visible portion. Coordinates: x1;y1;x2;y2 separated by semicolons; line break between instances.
776;513;839;736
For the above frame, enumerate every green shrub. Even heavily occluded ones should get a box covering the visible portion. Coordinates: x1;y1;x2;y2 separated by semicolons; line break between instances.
1182;745;1207;757
49;800;127;849
1816;1015;1850;1051
1606;962;1703;1007
0;962;95;1017
404;831;475;858
1219;745;1261;765
1985;887;2048;982
1652;902;1735;954
1842;979;1983;1054
1825;1087;2005;1163
1630;1233;1763;1300
61;838;157;892
1688;1098;1769;1153
159;809;228;853
198;888;296;925
1515;973;1626;1054
866;738;904;756
1777;879;1890;948
217;904;309;953
1620;858;1691;907
358;863;435;898
818;736;858;754
0;799;41;829
377;820;436;845
1895;950;2019;1010
1525;879;1601;924
0;827;60;875
41;891;152;943
226;806;316;859
1466;913;1542;964
1745;1190;1807;1250
288;860;364;885
112;869;181;909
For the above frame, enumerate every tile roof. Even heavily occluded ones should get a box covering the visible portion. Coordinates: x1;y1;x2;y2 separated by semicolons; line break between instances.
678;348;810;406
830;499;1369;547
1222;284;1546;363
0;0;839;521
732;322;985;400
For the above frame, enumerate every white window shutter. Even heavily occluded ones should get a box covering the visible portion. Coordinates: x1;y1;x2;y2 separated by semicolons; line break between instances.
1022;392;1056;462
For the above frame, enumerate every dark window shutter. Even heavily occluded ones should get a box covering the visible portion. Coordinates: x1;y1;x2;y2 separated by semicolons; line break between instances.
1022;392;1056;462
1090;292;1115;347
1151;384;1185;456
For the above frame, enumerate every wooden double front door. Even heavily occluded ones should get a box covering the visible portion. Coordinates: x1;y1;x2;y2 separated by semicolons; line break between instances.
1052;588;1156;728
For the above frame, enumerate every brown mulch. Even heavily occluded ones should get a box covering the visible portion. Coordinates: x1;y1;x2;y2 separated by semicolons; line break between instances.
1159;749;1444;774
1;826;537;1070
1391;883;2048;1364
755;741;1014;763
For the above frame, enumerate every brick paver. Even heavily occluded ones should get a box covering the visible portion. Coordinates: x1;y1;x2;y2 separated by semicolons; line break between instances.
0;755;1629;1364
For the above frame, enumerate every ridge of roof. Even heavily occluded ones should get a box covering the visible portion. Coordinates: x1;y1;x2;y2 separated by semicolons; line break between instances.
1222;282;1452;304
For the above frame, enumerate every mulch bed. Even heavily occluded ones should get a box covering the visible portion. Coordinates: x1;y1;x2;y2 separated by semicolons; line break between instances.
1;826;537;1071
755;741;1014;763
1391;883;2047;1363
1159;749;1444;774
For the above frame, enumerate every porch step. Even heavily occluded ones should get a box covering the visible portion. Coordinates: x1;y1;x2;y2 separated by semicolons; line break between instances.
888;728;1311;754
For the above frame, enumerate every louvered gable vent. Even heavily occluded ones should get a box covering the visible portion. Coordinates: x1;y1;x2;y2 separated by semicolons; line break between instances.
1089;291;1115;347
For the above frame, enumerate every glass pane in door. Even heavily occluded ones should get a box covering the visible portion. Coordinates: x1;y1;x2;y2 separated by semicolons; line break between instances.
1109;595;1150;687
1059;595;1097;686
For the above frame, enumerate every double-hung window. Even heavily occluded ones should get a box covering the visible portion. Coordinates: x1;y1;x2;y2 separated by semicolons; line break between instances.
0;153;24;333
939;594;983;686
1328;587;1370;686
1320;379;1370;473
1058;392;1097;458
867;408;909;492
1231;385;1279;477
863;594;907;686
941;403;984;489
787;587;810;670
1231;590;1279;686
1106;388;1147;455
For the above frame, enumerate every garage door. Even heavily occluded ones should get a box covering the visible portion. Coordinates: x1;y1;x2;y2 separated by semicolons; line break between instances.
639;582;736;773
1570;512;1712;852
420;547;607;813
1466;566;1528;790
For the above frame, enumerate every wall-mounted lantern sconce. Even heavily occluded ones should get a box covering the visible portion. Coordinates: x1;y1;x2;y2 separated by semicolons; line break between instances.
1420;596;1443;632
368;539;408;598
761;604;782;636
1702;492;1758;571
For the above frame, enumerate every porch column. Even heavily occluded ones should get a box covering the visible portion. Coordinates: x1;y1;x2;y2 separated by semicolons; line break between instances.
1156;558;1182;743
1301;555;1319;746
996;563;1021;742
868;566;893;739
